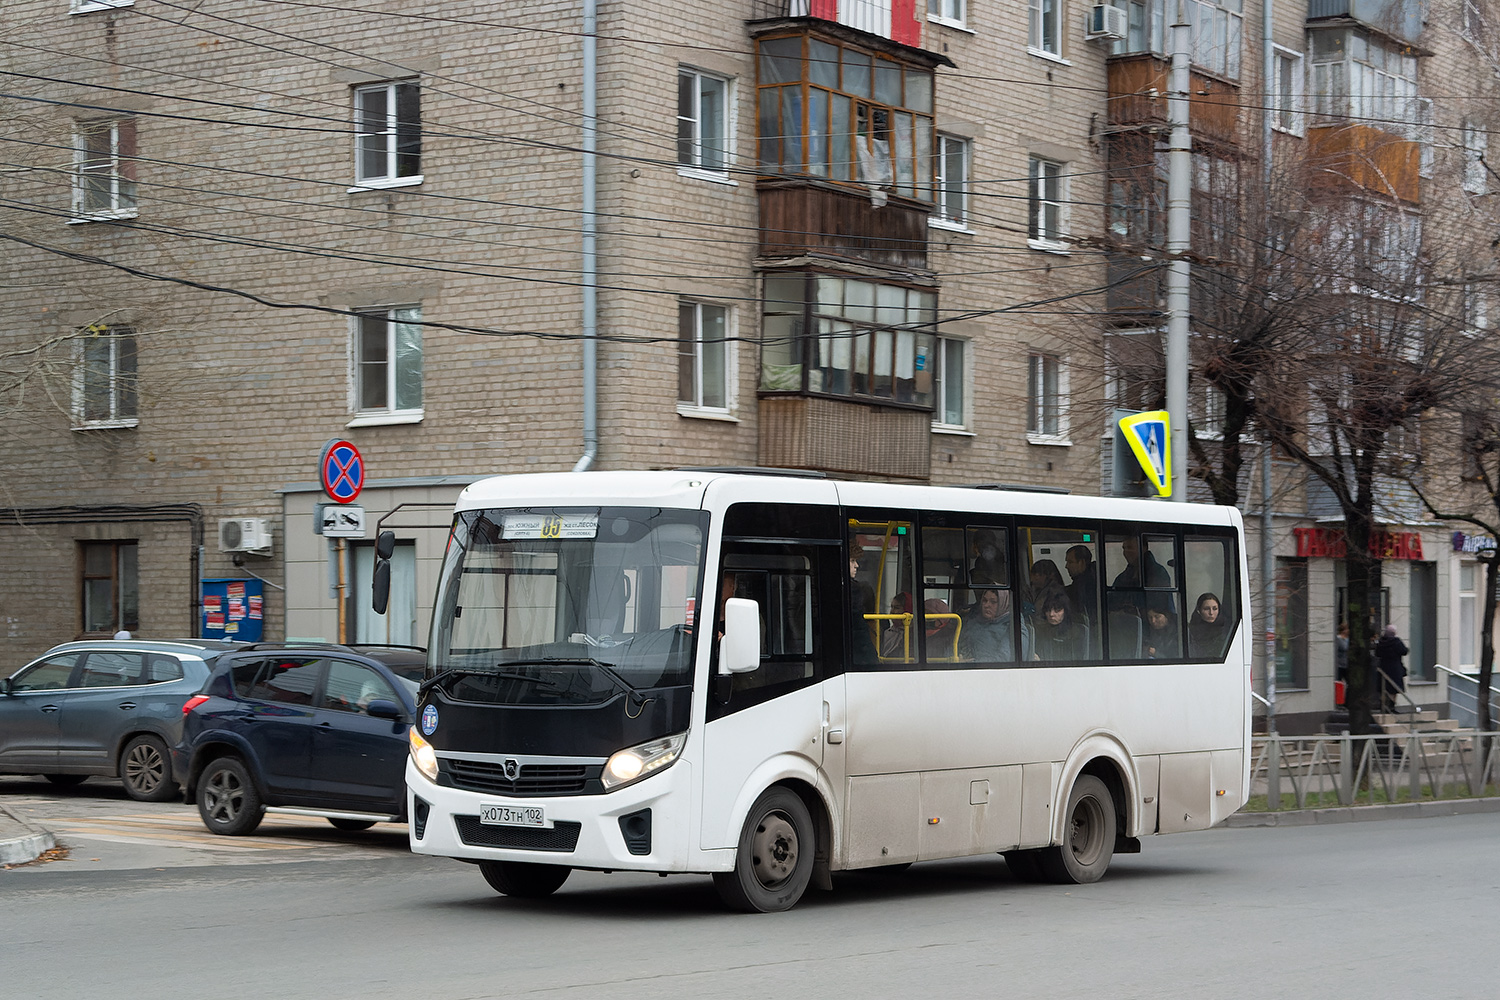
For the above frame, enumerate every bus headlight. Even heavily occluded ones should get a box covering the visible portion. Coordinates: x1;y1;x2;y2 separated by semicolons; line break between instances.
409;726;439;782
602;733;685;791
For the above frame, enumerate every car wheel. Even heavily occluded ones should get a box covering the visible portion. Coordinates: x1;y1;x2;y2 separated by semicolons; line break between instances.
713;786;815;913
196;757;263;836
120;735;177;802
328;818;377;832
42;774;88;789
478;861;572;898
1036;775;1116;885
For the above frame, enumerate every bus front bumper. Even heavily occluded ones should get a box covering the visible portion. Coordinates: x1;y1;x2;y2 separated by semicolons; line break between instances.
404;757;696;872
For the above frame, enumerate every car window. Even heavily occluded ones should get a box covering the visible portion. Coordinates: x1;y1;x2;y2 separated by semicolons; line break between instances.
230;660;265;698
79;652;147;688
321;660;398;715
141;654;185;683
9;654;79;691
246;658;322;706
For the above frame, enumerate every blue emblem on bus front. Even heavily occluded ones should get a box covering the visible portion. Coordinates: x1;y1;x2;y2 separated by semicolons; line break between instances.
421;704;439;736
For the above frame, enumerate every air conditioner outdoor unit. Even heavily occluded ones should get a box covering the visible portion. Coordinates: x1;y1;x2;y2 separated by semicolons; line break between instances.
219;517;273;554
1086;4;1128;40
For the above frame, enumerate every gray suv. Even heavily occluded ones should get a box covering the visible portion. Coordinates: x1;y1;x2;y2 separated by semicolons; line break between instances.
0;639;242;801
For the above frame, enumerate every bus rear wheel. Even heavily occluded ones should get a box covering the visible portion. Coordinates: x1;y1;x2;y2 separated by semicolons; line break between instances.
1038;775;1116;884
478;860;571;898
714;787;814;913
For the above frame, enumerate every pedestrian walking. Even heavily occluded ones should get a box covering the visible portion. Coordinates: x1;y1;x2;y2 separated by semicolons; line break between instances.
1373;624;1408;715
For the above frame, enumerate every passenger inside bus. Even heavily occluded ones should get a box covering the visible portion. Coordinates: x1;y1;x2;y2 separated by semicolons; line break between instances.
1143;599;1181;659
1034;593;1088;661
879;591;914;660
1064;545;1099;626
957;586;1029;663
1025;558;1068;619
923;597;960;661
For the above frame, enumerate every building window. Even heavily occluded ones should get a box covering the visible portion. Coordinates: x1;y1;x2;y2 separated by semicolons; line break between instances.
1459;563;1478;669
81;541;138;635
1271;48;1304;135
73;325;138;429
760;273;938;408
71;1;134;14
928;0;966;27
1275;557;1309;689
1028;0;1062;58
1028;156;1067;249
72;118;137;220
678;301;730;413
354;81;421;187
932;336;966;429
1027;352;1066;440
1112;1;1243;78
1310;28;1418;131
1464;121;1488;196
678;68;730;176
1464;282;1490;334
353;307;423;417
755;33;935;202
933;134;970;227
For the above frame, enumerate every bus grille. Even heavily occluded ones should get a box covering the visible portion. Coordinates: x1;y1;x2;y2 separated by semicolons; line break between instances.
442;758;598;796
455;817;582;852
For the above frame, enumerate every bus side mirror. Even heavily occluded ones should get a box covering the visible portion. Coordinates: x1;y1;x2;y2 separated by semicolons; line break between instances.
372;530;396;615
719;598;761;675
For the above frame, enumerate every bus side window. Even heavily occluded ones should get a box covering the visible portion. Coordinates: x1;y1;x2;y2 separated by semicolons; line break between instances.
1018;524;1099;662
717;548;818;696
1184;536;1237;660
849;516;917;668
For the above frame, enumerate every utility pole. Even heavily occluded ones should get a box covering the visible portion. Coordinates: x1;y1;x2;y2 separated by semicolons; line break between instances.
1165;2;1192;502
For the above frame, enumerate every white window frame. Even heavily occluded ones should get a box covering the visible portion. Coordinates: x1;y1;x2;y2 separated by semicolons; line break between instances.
348;306;424;426
1271;47;1305;137
70;1;133;13
1028;156;1069;251
71;325;138;431
677;300;736;419
1463;120;1489;196
1028;0;1064;60
1026;351;1070;445
677;67;735;183
931;133;971;230
928;0;968;30
1463;282;1490;335
931;335;970;433
352;80;422;190
70;119;137;222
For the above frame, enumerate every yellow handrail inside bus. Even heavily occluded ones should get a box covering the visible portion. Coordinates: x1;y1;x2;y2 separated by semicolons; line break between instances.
863;612;914;661
923;613;963;662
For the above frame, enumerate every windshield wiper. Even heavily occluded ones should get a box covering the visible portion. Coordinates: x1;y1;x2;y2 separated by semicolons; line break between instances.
419;666;564;697
537;656;650;710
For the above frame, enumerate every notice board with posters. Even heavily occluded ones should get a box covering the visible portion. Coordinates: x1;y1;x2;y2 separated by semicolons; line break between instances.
202;578;264;642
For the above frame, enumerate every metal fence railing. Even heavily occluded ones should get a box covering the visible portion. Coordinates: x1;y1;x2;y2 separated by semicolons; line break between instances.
1249;733;1500;811
1438;664;1500;730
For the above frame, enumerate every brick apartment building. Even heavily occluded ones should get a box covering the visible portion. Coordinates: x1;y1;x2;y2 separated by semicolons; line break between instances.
2;1;1496;732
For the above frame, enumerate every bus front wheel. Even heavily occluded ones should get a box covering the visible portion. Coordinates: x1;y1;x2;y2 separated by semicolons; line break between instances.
714;787;815;913
479;861;571;898
1037;775;1116;884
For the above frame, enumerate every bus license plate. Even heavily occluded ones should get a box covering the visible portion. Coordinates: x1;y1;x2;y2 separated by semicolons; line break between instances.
479;804;547;829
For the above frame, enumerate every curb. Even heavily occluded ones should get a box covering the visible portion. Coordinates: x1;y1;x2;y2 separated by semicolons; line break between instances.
0;802;56;866
1224;795;1500;828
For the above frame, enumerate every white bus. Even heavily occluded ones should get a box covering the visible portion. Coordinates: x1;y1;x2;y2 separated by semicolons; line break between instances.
397;470;1250;911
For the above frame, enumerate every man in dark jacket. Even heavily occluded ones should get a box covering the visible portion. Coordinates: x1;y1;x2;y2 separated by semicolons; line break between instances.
1374;624;1409;715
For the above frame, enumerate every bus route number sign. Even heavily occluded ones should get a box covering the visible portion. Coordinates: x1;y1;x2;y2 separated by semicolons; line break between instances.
502;514;599;540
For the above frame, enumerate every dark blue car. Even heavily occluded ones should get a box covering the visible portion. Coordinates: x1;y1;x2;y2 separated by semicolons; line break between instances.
1;639;242;801
173;644;425;835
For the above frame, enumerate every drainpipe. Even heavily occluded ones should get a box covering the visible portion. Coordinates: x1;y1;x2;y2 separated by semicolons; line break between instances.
572;0;599;473
1261;0;1277;733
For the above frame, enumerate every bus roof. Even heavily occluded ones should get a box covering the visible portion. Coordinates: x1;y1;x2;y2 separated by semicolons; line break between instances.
454;471;1240;528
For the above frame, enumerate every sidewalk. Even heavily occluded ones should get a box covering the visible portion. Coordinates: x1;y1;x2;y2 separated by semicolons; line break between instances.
0;802;56;866
1224;795;1500;827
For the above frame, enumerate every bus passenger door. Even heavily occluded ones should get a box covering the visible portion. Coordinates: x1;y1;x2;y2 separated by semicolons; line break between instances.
700;529;844;852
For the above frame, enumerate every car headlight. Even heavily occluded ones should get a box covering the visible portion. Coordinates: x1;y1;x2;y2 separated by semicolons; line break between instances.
601;733;686;791
408;726;439;782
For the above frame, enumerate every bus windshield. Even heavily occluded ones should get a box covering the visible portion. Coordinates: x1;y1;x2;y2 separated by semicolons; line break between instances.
427;506;707;704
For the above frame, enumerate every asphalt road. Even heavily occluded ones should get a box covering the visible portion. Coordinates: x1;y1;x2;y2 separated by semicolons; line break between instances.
2;776;1496;1000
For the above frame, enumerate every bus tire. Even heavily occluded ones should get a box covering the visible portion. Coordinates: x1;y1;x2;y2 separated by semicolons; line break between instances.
1038;775;1116;884
1003;849;1047;883
714;787;814;913
478;861;571;898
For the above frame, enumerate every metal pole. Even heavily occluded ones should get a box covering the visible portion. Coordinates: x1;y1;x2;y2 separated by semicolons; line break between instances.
336;537;347;644
572;0;599;473
1165;3;1192;502
1263;444;1277;733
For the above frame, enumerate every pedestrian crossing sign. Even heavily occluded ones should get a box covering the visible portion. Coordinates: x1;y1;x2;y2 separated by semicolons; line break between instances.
1119;410;1172;497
